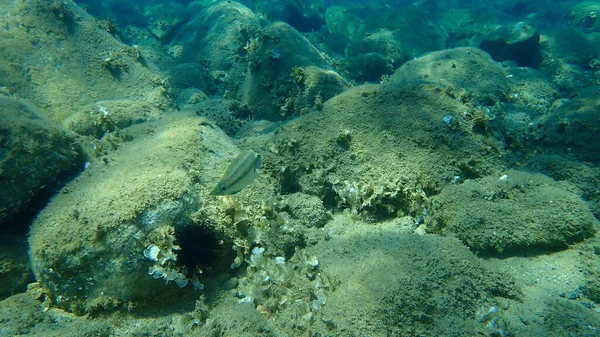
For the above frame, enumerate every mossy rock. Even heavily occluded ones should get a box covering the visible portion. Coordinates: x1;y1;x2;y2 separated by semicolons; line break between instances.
28;113;241;314
268;79;507;218
0;0;171;123
428;170;597;254
304;218;520;336
390;47;509;106
536;88;600;164
564;2;600;32
243;22;348;120
0;96;84;227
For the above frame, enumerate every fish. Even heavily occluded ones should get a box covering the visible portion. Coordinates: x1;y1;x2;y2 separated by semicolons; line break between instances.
210;150;262;195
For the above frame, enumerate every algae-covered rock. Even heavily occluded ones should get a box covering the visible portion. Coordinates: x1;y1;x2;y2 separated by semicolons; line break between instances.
303;217;520;336
536;88;600;164
580;239;600;304
167;63;216;97
325;4;445;82
564;1;600;32
170;1;261;71
177;97;243;137
325;4;447;56
502;66;560;113
64;99;165;139
0;96;84;227
361;6;447;57
344;28;408;81
479;22;541;67
0;0;172;124
390;47;508;106
243;22;349;120
324;5;363;41
543;299;600;337
251;0;326;33
526;155;600;218
278;193;328;228
344;52;394;82
168;1;261;99
0;284;117;336
267;78;506;219
167;4;348;121
535;25;600;92
0;234;33;299
428;170;597;254
0;292;50;336
28;113;247;314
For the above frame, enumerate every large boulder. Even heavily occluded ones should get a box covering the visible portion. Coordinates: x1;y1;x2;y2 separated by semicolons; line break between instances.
242;22;349;120
325;4;446;82
251;0;326;33
0;96;84;228
427;170;597;254
28;113;248;314
167;3;349;121
479;22;542;67
302;218;520;336
265;78;508;219
168;1;262;99
390;47;509;106
564;1;600;32
0;0;172;125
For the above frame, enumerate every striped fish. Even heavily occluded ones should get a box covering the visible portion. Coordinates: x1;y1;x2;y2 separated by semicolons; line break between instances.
210;150;262;195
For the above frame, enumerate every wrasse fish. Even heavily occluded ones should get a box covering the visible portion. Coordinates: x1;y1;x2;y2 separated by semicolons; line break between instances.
210;150;262;195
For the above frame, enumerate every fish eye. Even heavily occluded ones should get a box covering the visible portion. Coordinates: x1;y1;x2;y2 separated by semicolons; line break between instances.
220;186;226;191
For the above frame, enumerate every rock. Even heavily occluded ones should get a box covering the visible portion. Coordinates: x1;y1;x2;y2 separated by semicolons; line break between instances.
326;5;446;82
324;5;363;41
243;22;349;120
479;22;541;67
168;1;261;99
279;193;328;228
583;260;600;303
344;52;394;82
526;155;600;219
167;63;216;98
0;292;48;336
0;96;84;228
536;87;600;164
428;170;597;254
178;97;241;137
564;2;600;32
0;0;172;124
168;4;348;121
252;0;326;33
28;113;242;314
269;78;507;219
390;47;509;106
0;234;33;299
64;99;164;139
305;219;520;336
345;29;407;81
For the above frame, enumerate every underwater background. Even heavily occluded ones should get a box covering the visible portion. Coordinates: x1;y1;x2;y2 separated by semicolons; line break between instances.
0;0;599;336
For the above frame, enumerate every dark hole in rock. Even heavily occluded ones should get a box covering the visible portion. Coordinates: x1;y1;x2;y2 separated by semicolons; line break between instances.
174;218;230;278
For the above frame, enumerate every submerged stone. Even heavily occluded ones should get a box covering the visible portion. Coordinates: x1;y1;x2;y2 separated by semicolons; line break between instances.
428;170;597;254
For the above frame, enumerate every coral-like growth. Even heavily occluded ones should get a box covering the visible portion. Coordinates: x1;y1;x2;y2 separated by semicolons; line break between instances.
235;247;335;322
143;226;190;288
